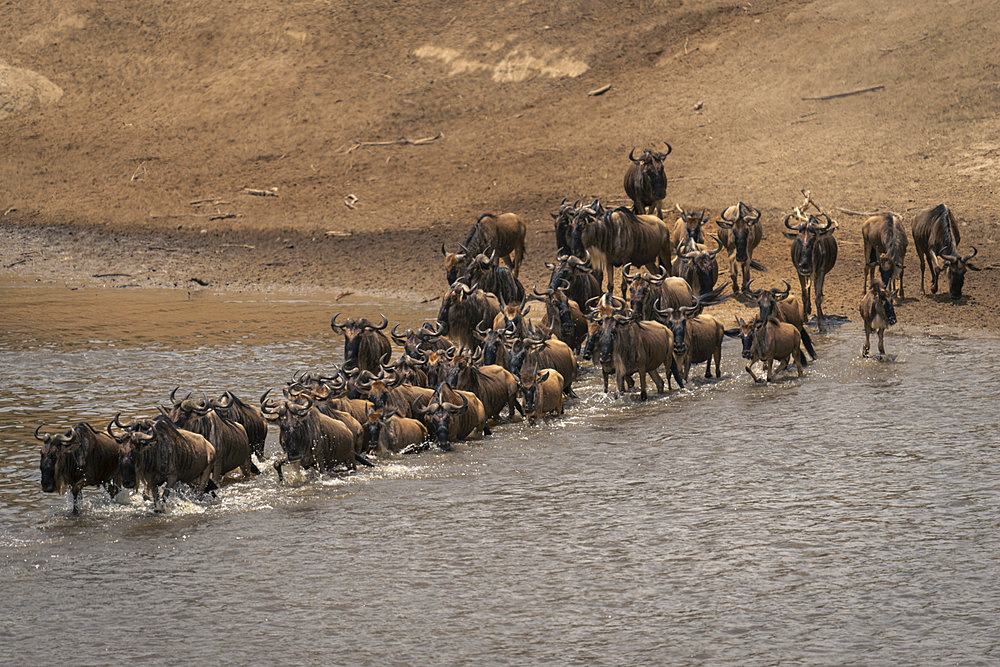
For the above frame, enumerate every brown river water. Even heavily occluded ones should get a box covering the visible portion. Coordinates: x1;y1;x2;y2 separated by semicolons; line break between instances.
1;279;998;664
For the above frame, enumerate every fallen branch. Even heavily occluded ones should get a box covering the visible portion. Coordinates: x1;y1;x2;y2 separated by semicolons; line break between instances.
189;277;210;286
93;273;133;278
5;259;27;269
587;84;611;97
219;243;256;249
835;207;881;217
3;206;16;216
802;84;884;101
189;198;231;206
242;187;278;197
130;162;147;182
208;213;238;221
325;230;351;237
335;291;355;301
345;132;443;153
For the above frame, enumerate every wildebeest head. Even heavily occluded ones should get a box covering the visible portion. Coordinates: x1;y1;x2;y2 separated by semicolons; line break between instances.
653;301;702;356
783;213;837;275
748;279;791;323
570;200;604;257
623;263;666;319
441;244;470;285
518;367;550;415
108;414;159;490
938;246;980;300
391;321;446;358
727;316;760;360
35;424;76;493
476;319;511;367
717;202;761;263
868;281;898;326
260;390;314;462
678;235;724;290
530;283;577;338
627;144;671;202
546;252;593;292
551;199;581;256
330;313;388;368
676;206;710;246
412;385;468;450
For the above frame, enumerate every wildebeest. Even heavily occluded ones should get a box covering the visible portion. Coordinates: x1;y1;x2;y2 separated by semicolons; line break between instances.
113;414;216;512
518;367;564;422
364;406;428;455
436;283;501;350
653;302;725;382
545;252;601;314
443;212;527;280
460;251;525;305
412;382;490;451
509;335;578;396
445;350;522;422
477;320;512;369
529;284;589;354
357;367;435;420
747;279;816;361
590;309;683;400
861;212;908;298
330;313;392;373
732;316;805;383
623;266;719;322
782;212;839;330
552;198;582;256
716;202;765;294
670;207;709;250
911;204;979;299
624;143;672;217
491;301;532;340
206;390;268;459
672;235;724;297
36;422;121;514
390;321;453;358
571;202;673;295
260;392;373;483
168;396;258;483
859;280;897;358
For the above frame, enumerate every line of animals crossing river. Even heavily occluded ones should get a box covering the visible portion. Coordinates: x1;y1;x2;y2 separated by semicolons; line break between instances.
34;146;983;515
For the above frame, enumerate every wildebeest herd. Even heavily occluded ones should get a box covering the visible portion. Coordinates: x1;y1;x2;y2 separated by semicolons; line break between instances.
35;146;981;514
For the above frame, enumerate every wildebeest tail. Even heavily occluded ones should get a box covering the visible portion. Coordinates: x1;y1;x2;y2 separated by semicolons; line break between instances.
355;453;376;468
249;460;261;475
749;259;766;272
697;283;730;307
800;327;817;360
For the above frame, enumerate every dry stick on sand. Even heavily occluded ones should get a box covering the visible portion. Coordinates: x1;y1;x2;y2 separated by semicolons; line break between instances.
801;84;884;101
345;132;443;154
242;187;278;197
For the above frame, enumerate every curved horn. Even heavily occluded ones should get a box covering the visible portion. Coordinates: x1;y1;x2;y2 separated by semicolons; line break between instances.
34;424;47;441
532;284;554;298
621;262;640;283
169;386;179;403
784;214;802;231
707;235;724;259
661;141;672;157
371;314;388;331
390;323;408;344
330;312;346;332
962;246;978;262
771;279;791;301
628;147;639;163
746;279;763;298
441;392;469;412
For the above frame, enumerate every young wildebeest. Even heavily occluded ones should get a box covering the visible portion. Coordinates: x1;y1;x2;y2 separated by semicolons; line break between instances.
732;316;805;383
518;367;565;423
747;279;817;361
911;203;981;299
672;235;724;297
36;422;121;514
861;212;908;298
859;280;897;358
364;406;428;455
624;143;672;218
670;207;709;251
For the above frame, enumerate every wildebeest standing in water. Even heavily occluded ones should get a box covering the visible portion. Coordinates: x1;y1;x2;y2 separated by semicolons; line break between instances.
782;212;839;330
208;390;268;459
436;282;501;351
859;280;897;358
911;204;979;299
330;313;392;373
861;212;908;298
36;422;121;514
624;142;672;218
168;396;259;483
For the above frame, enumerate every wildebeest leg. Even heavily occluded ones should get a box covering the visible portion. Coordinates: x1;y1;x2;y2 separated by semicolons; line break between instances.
70;484;83;515
745;360;764;384
814;272;827;331
649;368;664;394
602;370;611;394
793;349;804;377
929;251;940;294
862;321;872;357
863;240;873;295
152;482;165;512
273;457;287;483
667;357;685;390
898;264;905;299
916;248;927;294
798;274;811;318
877;327;886;356
638;370;649;400
713;344;722;377
765;356;775;383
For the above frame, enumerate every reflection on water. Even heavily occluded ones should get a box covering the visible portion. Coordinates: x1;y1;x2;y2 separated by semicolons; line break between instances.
1;280;999;664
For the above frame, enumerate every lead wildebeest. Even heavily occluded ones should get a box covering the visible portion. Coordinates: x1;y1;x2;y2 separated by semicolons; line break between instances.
36;422;121;514
782;212;839;330
730;316;805;383
571;202;673;296
330;313;392;373
111;413;217;512
716;202;765;294
624;143;672;218
859;280;897;358
260;392;374;483
861;212;908;298
436;282;501;350
412;382;490;451
442;212;527;280
517;367;564;423
652;301;726;383
911;204;980;299
747;279;816;361
670;207;709;250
